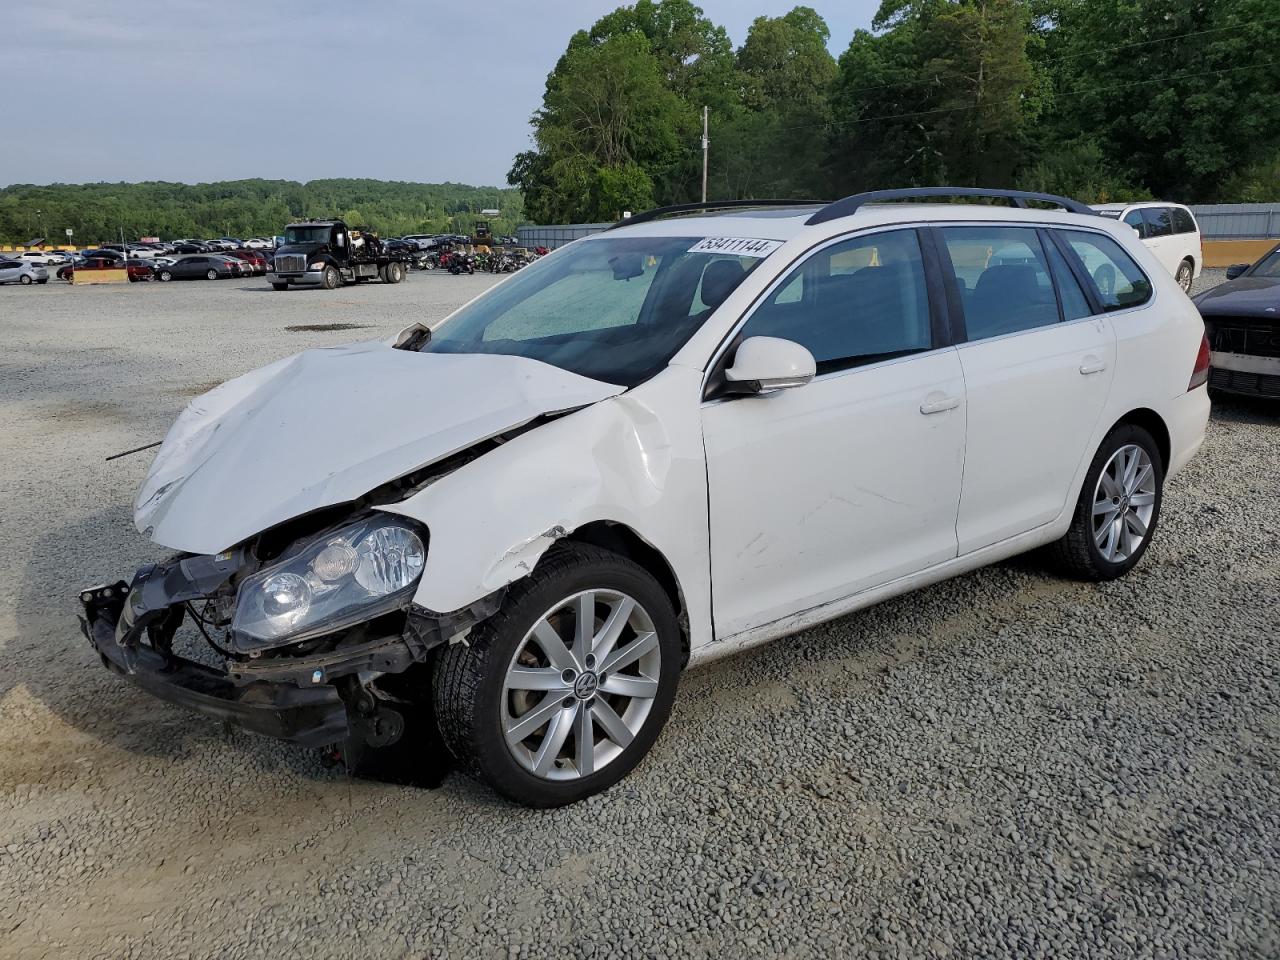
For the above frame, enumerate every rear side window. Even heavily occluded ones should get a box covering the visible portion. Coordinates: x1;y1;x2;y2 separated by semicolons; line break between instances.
1171;207;1197;234
1142;207;1174;238
1061;231;1152;311
740;229;932;372
940;226;1059;339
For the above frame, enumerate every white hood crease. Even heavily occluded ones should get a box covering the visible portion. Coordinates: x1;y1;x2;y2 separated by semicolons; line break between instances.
134;342;623;555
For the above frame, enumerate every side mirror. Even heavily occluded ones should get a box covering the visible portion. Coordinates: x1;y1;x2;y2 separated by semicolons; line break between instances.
1225;263;1250;280
724;336;816;395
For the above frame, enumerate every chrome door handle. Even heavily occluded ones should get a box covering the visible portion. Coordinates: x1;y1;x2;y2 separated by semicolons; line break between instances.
1079;357;1108;375
919;395;961;415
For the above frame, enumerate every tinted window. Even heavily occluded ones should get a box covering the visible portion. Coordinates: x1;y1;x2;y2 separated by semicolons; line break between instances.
1062;231;1152;310
1171;207;1197;234
1142;207;1174;238
1046;238;1092;321
738;229;932;373
941;226;1058;339
1122;210;1147;239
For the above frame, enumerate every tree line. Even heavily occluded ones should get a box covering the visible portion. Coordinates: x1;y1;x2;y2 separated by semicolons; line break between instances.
0;179;524;245
509;0;1280;223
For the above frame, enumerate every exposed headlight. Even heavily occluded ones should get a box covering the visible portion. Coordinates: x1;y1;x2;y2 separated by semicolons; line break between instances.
231;515;425;651
308;261;324;270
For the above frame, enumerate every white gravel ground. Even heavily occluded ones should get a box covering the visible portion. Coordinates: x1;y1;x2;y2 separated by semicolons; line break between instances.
0;267;1277;959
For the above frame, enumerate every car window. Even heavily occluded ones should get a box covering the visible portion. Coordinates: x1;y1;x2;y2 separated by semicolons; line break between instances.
1061;231;1153;310
1122;210;1147;239
424;235;763;387
1045;237;1092;321
941;226;1059;340
1171;207;1197;234
1142;207;1174;238
738;229;932;373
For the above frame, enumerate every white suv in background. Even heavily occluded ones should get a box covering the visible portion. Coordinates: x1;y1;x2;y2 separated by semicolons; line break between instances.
1092;201;1202;292
81;188;1211;807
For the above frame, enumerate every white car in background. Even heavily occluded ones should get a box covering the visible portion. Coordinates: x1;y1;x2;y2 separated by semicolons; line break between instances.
17;251;65;266
80;188;1210;807
1092;202;1202;292
243;238;273;250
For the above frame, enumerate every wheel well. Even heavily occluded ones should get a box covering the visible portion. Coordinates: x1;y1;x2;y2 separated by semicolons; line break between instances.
564;521;689;657
1113;408;1170;471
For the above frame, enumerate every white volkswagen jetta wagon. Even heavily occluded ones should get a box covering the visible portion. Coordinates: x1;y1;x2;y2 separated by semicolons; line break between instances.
81;188;1210;806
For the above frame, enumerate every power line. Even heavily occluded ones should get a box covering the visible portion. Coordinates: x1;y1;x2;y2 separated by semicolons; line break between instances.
829;16;1280;101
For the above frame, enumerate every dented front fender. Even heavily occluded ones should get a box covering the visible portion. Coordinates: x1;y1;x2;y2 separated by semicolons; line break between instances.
378;365;714;651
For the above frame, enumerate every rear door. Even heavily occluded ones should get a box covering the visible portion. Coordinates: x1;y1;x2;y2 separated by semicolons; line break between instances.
938;224;1116;554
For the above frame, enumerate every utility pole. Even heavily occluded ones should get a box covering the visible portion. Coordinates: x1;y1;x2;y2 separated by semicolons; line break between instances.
700;106;709;203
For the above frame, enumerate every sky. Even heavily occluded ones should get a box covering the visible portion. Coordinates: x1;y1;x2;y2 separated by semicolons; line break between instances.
1;0;880;188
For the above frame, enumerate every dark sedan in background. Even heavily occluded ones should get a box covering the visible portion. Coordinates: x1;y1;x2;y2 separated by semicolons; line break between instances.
153;255;241;281
1194;243;1280;399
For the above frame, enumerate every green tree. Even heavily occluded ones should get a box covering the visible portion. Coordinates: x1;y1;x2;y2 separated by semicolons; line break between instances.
509;31;685;221
829;0;1040;192
1036;0;1280;200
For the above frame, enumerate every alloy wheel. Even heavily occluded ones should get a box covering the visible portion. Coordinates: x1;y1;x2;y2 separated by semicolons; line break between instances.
1091;443;1156;562
1177;262;1193;292
502;589;661;781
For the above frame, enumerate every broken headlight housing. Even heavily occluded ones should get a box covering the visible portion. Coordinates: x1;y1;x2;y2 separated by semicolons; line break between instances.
231;515;425;652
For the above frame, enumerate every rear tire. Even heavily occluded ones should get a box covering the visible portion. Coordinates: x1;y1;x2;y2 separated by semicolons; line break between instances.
385;262;403;284
1176;259;1194;293
19;274;32;285
433;543;681;807
205;269;218;280
158;270;172;282
1048;423;1163;581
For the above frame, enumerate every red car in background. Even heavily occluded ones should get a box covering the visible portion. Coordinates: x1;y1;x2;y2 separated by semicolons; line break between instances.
59;257;154;283
223;250;269;274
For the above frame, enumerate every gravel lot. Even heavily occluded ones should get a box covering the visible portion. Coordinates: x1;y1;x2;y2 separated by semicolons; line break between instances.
1;268;1277;959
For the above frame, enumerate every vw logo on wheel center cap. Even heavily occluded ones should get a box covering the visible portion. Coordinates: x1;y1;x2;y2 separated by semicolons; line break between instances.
573;671;599;700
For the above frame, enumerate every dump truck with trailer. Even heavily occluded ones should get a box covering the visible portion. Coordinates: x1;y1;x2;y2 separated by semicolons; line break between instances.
267;219;412;290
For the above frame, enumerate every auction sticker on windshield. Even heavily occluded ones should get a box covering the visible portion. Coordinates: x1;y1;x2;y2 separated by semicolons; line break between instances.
687;237;783;258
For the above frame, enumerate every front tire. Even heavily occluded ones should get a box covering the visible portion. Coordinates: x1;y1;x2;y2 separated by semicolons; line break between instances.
1049;423;1164;581
321;265;341;290
433;543;681;807
158;270;172;282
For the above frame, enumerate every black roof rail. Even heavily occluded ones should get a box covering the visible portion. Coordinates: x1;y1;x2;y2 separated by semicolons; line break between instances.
806;187;1095;225
610;199;827;230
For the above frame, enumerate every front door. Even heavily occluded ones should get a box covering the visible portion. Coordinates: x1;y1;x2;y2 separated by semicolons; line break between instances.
702;228;966;641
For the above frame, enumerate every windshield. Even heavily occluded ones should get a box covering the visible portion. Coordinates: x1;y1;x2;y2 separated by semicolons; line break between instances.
282;225;332;245
419;235;768;386
1251;249;1280;278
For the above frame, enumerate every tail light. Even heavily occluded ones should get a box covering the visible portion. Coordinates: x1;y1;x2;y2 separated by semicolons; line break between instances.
1188;332;1211;390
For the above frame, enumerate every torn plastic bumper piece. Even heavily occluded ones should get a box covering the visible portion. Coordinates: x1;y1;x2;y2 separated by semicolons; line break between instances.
79;581;347;748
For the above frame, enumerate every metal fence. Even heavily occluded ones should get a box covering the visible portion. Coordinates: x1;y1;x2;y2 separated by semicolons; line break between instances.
517;223;611;250
1188;204;1280;240
518;204;1280;247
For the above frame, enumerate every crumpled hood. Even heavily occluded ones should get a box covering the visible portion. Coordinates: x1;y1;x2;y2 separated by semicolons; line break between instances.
135;342;623;555
1195;276;1280;319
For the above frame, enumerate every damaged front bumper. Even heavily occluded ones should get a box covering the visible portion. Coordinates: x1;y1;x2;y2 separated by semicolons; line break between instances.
77;557;499;749
79;580;349;747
